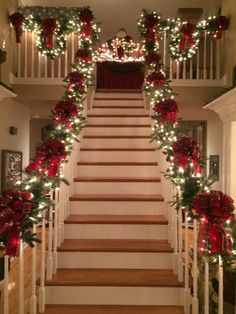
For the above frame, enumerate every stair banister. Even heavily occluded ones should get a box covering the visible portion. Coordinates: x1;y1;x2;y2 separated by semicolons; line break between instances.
30;224;37;314
3;255;9;314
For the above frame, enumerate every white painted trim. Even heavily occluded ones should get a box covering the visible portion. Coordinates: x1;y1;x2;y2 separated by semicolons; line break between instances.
0;85;16;101
10;72;225;87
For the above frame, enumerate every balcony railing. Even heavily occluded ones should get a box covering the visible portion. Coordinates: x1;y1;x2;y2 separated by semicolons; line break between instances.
11;31;225;86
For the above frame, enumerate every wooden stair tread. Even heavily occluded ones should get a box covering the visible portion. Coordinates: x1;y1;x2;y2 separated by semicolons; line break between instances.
64;215;167;225
83;135;151;139
87;114;149;117
45;268;184;287
73;177;161;182
69;194;164;202
77;162;158;166
80;148;155;151
43;305;184;314
58;239;172;252
86;124;150;128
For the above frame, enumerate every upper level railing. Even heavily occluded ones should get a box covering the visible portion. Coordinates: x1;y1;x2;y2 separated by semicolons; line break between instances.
11;31;225;85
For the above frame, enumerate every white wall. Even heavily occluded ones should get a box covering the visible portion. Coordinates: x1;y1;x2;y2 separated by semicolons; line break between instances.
0;96;30;191
230;121;236;201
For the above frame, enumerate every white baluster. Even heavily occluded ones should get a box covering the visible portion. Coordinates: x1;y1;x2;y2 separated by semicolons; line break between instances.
19;241;24;314
38;52;41;78
210;39;213;79
183;61;186;80
204;258;209;314
184;212;190;314
52;189;58;274
44;55;48;78
17;43;21;77
31;32;35;78
24;30;28;77
192;219;199;314
216;39;220;80
190;59;193;80
3;255;9;314
178;210;184;282
218;256;223;314
163;31;166;67
196;50;200;79
46;192;53;280
173;210;178;275
176;61;180;80
38;215;46;313
203;31;207;79
51;59;54;78
58;57;61;78
30;224;37;314
169;58;173;80
64;35;68;76
71;32;75;64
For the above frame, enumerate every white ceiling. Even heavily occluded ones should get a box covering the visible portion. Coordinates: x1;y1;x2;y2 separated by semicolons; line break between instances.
20;0;221;41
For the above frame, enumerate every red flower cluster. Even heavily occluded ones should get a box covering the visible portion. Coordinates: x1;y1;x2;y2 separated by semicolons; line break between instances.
179;22;195;50
75;48;92;62
35;139;67;176
173;136;201;170
154;99;178;123
146;71;165;87
0;189;33;256
194;190;234;255
209;16;230;39
144;13;159;29
42;17;57;49
79;7;94;23
194;190;234;222
53;100;78;127
65;71;85;92
144;51;161;66
9;12;24;43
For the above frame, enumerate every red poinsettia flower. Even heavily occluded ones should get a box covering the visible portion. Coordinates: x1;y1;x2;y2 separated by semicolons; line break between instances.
144;51;161;66
65;71;86;92
154;99;178;122
75;48;92;62
79;7;94;23
25;161;40;173
173;136;201;169
36;139;66;161
9;12;24;43
144;13;159;28
146;71;165;87
53;100;78;126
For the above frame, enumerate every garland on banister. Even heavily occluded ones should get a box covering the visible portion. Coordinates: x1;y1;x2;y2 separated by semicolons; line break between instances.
138;9;236;260
0;7;100;256
138;9;229;61
9;6;101;59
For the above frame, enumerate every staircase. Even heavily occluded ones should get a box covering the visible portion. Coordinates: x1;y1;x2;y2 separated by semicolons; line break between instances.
43;91;184;314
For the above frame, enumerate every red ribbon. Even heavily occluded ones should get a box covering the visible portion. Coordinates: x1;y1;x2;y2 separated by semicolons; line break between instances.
179;34;195;51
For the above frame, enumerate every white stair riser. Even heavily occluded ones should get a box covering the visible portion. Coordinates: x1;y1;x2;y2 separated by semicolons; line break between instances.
91;108;145;115
74;181;161;194
64;224;168;239
80;151;157;162
69;201;165;216
87;117;150;125
77;165;159;177
58;252;173;269
81;138;152;148
45;286;184;305
84;127;151;136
